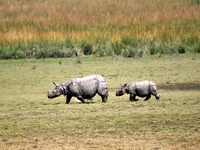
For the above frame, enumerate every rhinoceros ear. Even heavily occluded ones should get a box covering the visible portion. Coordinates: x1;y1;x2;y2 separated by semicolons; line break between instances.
53;82;59;87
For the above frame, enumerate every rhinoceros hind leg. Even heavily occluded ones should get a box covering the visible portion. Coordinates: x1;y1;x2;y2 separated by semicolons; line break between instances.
77;96;85;103
155;93;160;100
101;95;108;103
151;91;160;100
144;94;151;101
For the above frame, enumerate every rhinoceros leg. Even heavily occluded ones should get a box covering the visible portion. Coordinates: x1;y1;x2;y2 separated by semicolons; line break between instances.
129;94;138;101
150;84;160;100
155;93;160;100
77;95;85;103
144;93;151;101
151;91;160;100
66;95;72;104
101;95;108;103
98;87;108;103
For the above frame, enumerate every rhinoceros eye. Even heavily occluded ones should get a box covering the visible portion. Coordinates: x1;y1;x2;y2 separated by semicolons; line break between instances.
53;90;57;94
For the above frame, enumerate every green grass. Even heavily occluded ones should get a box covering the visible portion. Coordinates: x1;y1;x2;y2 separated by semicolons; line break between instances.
0;54;200;149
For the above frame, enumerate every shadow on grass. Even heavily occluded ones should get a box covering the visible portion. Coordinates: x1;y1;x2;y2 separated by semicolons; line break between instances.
41;102;63;105
41;101;96;105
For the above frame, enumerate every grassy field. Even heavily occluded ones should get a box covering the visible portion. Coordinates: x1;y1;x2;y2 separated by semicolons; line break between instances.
0;0;200;58
0;54;200;149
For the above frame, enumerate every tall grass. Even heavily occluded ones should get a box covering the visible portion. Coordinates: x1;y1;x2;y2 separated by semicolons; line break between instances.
0;0;199;58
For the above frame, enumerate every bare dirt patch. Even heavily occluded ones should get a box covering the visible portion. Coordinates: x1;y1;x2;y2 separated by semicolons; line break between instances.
159;83;200;90
0;135;182;150
1;133;200;150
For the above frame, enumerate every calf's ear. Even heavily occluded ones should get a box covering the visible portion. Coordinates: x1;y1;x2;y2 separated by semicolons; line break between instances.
53;82;59;87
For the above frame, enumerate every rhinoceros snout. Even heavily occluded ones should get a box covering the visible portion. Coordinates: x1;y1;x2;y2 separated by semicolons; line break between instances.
47;90;53;99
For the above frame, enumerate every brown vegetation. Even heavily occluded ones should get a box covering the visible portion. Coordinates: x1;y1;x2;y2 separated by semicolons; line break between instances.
0;0;199;43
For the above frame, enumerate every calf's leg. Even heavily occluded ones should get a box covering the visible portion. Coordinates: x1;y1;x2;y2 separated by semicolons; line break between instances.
155;93;160;100
144;93;151;101
151;91;160;100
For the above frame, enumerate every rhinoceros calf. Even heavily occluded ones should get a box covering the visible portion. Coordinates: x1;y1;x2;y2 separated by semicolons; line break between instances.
116;80;160;101
47;75;108;104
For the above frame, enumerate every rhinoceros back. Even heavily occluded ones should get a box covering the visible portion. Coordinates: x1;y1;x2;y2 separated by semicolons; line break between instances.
73;75;108;99
135;80;150;97
74;75;98;98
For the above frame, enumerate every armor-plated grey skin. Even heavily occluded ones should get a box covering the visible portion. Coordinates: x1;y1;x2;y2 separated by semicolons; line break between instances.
47;75;108;104
116;80;160;101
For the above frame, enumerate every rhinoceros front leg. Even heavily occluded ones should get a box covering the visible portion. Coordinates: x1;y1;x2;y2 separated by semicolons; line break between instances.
129;94;138;101
66;95;72;104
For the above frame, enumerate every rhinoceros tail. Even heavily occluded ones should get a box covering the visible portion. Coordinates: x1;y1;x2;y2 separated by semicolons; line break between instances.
149;81;160;100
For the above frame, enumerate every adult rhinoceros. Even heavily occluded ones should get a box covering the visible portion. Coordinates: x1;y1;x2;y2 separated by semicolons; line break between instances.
47;75;108;104
116;80;160;101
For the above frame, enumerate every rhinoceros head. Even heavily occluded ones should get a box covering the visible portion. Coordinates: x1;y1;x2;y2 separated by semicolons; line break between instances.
47;82;65;99
116;84;128;96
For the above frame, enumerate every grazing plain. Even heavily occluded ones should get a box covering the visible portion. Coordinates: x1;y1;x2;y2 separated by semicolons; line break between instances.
0;54;200;149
